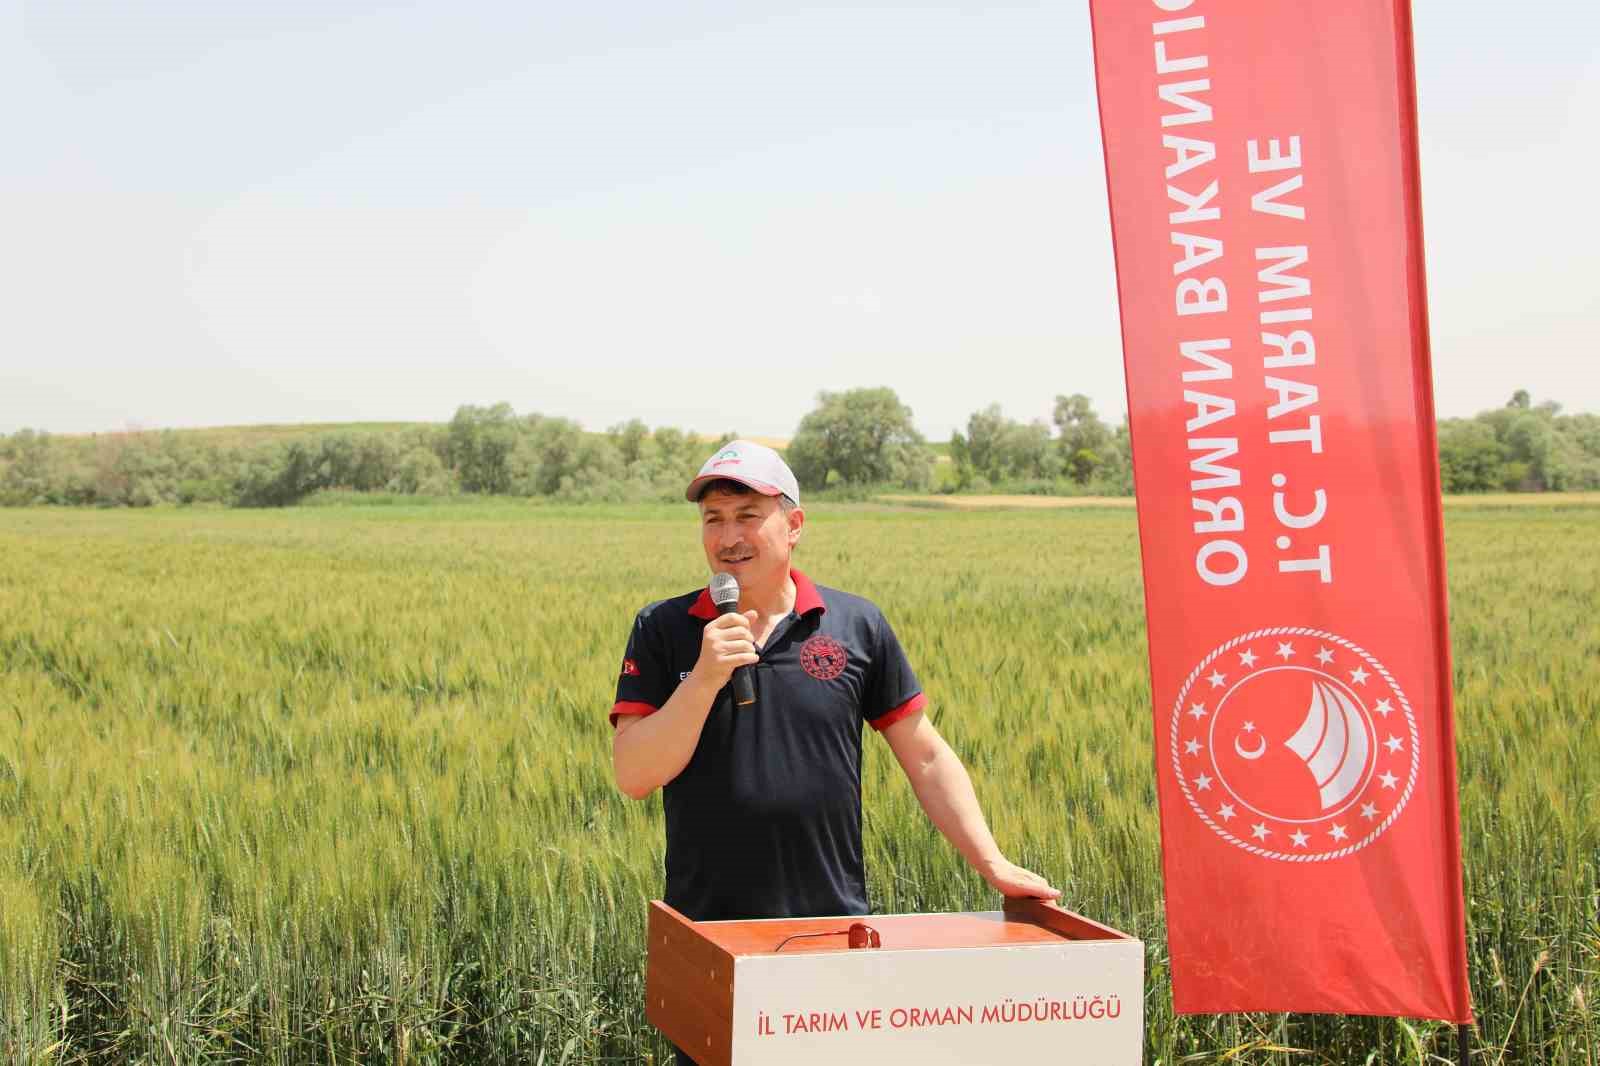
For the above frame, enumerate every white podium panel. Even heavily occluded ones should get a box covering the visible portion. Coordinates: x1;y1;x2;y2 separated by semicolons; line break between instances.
647;899;1144;1065
731;935;1141;1062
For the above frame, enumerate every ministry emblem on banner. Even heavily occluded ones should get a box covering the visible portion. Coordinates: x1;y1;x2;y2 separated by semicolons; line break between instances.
1170;628;1420;862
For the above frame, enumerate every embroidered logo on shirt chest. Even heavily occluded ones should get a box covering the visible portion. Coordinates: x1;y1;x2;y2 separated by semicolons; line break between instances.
799;635;849;681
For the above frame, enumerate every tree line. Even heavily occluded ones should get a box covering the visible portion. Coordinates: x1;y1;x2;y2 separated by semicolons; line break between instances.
1435;390;1599;492
0;407;736;508
0;388;1594;508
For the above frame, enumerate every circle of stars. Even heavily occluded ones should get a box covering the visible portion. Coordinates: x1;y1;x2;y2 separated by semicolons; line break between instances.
1179;639;1413;856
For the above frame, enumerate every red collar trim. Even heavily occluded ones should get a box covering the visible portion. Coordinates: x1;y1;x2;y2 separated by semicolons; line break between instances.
792;569;825;615
688;569;826;620
688;589;717;620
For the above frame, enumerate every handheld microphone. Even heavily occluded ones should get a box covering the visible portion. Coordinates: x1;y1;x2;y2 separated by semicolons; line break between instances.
709;572;757;707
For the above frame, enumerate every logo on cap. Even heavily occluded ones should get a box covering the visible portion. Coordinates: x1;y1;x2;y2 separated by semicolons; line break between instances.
687;438;800;506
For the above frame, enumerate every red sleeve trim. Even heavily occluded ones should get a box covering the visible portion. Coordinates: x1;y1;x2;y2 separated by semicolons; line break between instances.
869;691;927;732
610;700;659;728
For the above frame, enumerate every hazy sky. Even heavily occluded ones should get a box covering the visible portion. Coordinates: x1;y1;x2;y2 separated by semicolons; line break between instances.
2;2;1595;439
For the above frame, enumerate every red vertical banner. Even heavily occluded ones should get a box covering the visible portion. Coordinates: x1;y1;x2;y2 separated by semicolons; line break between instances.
1088;0;1471;1020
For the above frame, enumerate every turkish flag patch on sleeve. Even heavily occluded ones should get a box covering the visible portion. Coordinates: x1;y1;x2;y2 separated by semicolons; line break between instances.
621;659;641;677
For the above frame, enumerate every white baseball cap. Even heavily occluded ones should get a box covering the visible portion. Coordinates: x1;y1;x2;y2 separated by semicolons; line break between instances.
685;439;801;505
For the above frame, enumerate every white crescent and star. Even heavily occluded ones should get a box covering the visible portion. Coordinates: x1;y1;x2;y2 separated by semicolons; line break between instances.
1234;732;1267;760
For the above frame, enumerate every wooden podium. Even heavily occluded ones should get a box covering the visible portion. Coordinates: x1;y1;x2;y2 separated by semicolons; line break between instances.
647;897;1143;1064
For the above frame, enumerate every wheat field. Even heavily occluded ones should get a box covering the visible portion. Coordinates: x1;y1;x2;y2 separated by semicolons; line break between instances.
0;499;1595;1063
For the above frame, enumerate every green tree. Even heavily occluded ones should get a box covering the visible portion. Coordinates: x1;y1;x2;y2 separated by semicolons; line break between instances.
651;427;692;471
513;415;587;496
607;419;652;466
787;387;931;490
1553;413;1600;489
0;429;62;505
1436;420;1505;493
1091;417;1134;495
556;436;628;501
447;404;518;494
232;442;326;507
950;405;1059;485
950;405;1003;485
999;421;1058;482
347;435;400;492
388;446;456;495
1053;394;1112;484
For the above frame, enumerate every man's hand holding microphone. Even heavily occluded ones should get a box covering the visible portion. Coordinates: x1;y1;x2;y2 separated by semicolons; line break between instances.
694;609;759;696
611;573;759;798
705;572;758;707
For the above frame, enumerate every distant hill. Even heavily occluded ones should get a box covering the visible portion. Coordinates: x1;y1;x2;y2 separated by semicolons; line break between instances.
58;421;799;450
61;422;950;464
154;421;438;445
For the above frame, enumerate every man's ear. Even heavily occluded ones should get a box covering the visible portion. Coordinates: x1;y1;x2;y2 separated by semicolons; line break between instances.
786;505;805;545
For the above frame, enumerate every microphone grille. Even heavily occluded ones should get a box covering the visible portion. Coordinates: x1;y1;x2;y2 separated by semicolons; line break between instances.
708;572;740;610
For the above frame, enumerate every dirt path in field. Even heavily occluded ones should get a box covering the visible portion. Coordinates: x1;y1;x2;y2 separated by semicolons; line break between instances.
879;491;1600;510
1439;491;1600;508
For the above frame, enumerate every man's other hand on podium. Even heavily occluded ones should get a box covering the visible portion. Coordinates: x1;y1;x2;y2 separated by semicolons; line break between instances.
880;709;1060;903
978;856;1061;900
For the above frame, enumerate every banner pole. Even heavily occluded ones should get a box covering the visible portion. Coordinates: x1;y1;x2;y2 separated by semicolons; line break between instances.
1457;1022;1470;1065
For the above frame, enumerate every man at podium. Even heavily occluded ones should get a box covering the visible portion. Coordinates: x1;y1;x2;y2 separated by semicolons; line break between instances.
609;440;1057;1062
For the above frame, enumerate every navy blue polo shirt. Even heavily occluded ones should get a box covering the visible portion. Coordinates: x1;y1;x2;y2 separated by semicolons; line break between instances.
611;569;926;922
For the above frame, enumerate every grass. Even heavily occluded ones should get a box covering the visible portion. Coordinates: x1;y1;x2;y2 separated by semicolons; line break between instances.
0;500;1595;1063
